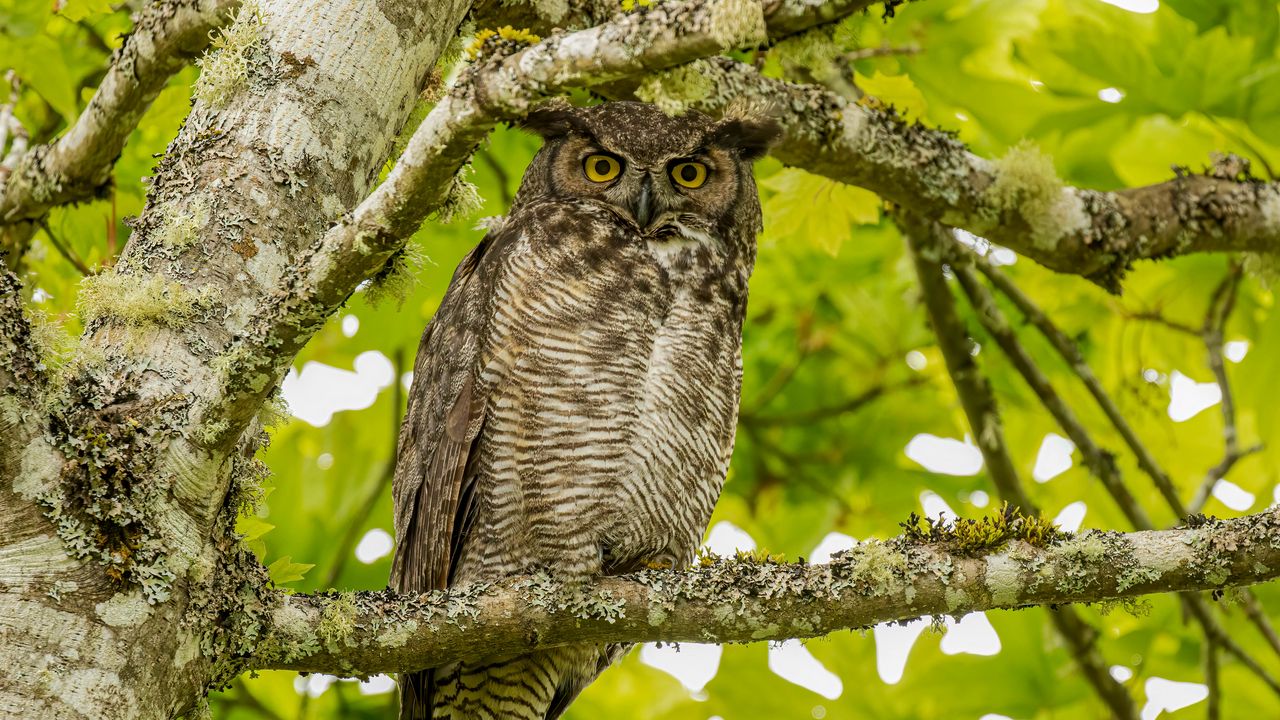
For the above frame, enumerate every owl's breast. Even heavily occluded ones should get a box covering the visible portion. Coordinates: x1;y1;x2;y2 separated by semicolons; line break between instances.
462;201;745;579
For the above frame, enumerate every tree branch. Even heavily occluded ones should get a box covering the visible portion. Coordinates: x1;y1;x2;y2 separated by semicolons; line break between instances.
0;0;241;269
664;59;1280;289
256;509;1280;677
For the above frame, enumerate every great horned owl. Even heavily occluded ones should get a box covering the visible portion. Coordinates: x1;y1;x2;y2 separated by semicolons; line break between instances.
389;101;778;720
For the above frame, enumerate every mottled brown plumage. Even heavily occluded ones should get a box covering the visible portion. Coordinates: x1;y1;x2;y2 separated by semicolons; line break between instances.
390;101;778;720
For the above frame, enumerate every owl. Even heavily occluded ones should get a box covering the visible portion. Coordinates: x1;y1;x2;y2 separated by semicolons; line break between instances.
389;100;779;720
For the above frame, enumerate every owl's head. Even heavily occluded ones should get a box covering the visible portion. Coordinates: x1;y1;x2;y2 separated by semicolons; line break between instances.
515;101;779;242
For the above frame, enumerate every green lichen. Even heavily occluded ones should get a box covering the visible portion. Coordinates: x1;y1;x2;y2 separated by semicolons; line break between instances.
318;592;359;648
635;60;716;116
846;540;908;597
78;271;218;328
154;198;211;252
36;376;197;603
1184;526;1234;586
193;0;267;107
1054;532;1108;594
984;140;1087;250
195;418;229;446
772;30;839;70
435;167;483;224
362;244;425;308
377;619;419;648
257;390;291;431
708;0;767;48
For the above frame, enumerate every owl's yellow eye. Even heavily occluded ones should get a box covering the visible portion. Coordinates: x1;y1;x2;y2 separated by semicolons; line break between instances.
671;161;708;189
583;154;621;183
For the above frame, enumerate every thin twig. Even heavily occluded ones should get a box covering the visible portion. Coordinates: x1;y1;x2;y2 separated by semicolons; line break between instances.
951;261;1154;529
1205;633;1221;720
1189;263;1260;514
740;377;924;426
844;43;922;61
1119;309;1200;337
322;348;404;589
37;219;92;276
898;211;1138;720
741;317;817;414
973;256;1189;517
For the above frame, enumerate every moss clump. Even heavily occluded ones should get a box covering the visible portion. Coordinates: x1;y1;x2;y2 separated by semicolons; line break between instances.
900;502;1068;556
78;271;218;328
155;199;211;253
465;26;541;60
193;0;267;107
985;141;1088;250
635;60;715;116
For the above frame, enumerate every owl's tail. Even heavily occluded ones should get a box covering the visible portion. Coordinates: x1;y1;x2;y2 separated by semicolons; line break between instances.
408;646;625;720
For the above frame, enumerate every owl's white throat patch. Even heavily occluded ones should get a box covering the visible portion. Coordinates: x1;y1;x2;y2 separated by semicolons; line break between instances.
646;222;716;270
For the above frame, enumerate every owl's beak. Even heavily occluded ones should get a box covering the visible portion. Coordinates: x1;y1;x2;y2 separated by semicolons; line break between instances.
632;174;654;229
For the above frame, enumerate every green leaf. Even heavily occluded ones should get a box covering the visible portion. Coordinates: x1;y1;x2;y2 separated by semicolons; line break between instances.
760;169;879;255
236;515;275;542
267;556;315;585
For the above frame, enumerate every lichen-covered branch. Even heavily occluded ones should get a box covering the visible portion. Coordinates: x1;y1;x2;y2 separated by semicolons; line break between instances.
258;509;1280;676
0;268;40;401
0;0;242;270
667;59;1280;289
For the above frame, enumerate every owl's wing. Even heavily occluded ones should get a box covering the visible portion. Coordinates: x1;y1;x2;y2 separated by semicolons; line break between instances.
389;236;495;595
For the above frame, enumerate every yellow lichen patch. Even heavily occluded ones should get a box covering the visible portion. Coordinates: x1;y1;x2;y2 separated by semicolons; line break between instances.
466;26;541;60
620;0;653;11
77;271;217;328
901;502;1067;556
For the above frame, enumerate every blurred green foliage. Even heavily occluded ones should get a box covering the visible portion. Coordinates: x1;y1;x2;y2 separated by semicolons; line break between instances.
6;0;1280;717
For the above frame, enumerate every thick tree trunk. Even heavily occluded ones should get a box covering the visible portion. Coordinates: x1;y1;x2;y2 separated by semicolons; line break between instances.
0;1;469;716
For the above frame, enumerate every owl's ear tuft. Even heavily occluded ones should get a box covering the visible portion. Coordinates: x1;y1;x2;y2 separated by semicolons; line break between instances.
519;102;589;139
708;116;782;161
